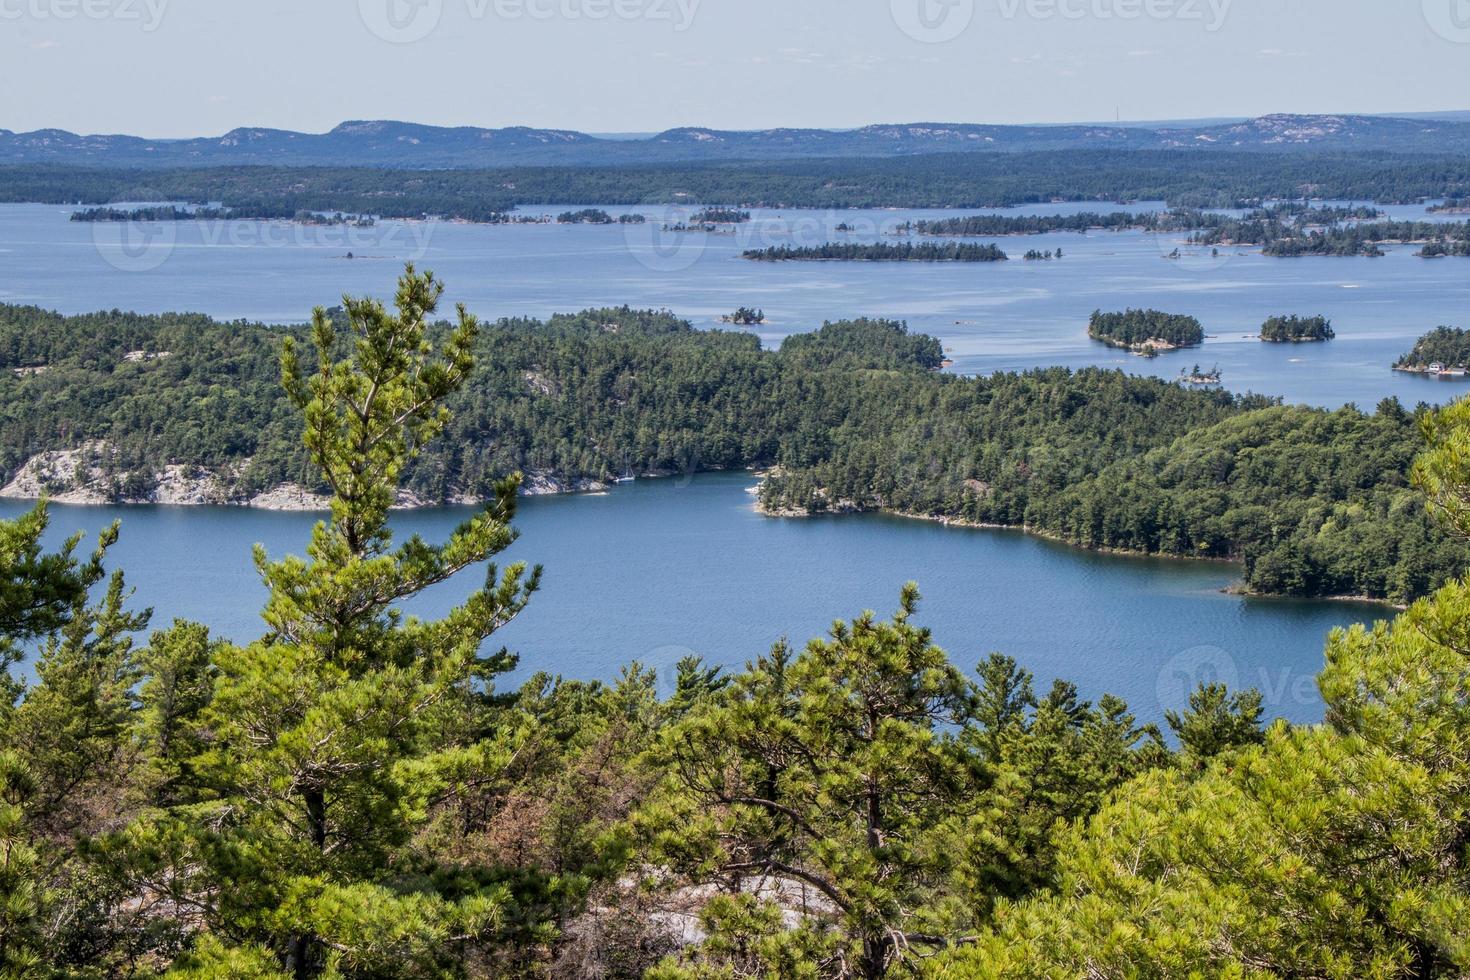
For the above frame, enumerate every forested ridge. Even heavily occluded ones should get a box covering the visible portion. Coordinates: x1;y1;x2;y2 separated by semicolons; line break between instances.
0;296;1462;604
1193;212;1470;256
7;148;1470;216
5;268;1470;977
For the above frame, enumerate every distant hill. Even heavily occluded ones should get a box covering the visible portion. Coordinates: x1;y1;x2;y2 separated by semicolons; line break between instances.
4;114;1470;169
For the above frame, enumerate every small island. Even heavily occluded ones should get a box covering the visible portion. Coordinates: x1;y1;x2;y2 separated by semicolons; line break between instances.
1180;364;1222;385
721;306;766;325
1394;326;1470;378
555;209;645;224
904;211;1149;236
556;208;613;224
1088;308;1205;352
1260;314;1334;343
1419;241;1470;257
71;206;376;227
743;242;1008;262
1023;248;1062;260
690;207;751;224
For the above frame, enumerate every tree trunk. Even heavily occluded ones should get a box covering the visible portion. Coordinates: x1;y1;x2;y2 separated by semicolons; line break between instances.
286;786;328;978
860;936;889;980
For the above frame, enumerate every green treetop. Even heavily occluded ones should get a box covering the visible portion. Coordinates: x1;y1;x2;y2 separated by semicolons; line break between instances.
642;584;979;979
100;266;543;978
933;394;1470;978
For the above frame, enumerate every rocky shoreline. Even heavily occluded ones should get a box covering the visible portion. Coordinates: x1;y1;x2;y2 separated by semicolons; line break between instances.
0;444;611;511
750;492;1399;604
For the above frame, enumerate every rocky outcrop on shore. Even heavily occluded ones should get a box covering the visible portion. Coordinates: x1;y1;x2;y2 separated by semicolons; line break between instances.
0;445;612;510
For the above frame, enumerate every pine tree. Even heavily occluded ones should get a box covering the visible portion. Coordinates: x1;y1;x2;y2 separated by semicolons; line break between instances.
9;564;149;840
0;506;115;719
101;267;542;977
0;752;47;979
1165;681;1265;767
644;584;977;979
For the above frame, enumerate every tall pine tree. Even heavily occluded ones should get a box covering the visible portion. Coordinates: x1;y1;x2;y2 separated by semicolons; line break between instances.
101;267;542;977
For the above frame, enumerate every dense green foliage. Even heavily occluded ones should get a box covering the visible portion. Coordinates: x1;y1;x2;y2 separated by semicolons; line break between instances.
743;242;1008;262
723;306;764;325
556;208;616;224
1260;314;1334;342
1195;212;1470;257
6;269;1470;976
70;206;374;226
1396;326;1470;371
688;208;749;223
1087;308;1204;349
1419;240;1470;257
2;298;1463;604
1428;197;1470;212
114;269;543;976
905;210;1181;236
8;150;1470;217
934;414;1470;975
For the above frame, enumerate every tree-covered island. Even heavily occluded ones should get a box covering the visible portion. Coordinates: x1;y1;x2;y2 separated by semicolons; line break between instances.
743;242;1008;262
1394;326;1470;376
1087;308;1206;351
1260;314;1335;342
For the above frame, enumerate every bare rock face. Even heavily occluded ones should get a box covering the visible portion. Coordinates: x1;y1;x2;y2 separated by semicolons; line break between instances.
1;442;122;505
148;465;238;505
0;446;608;510
1;443;246;506
520;469;610;496
241;484;333;511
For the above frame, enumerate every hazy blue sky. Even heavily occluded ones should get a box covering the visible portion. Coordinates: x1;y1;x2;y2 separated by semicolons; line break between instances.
3;0;1468;136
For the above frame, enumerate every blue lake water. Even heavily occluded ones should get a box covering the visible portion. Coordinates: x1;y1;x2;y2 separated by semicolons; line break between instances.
0;200;1445;725
1;201;1467;407
0;475;1383;728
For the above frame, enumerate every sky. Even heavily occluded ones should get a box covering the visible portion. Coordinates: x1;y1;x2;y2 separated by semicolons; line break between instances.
2;0;1468;137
